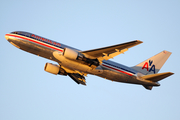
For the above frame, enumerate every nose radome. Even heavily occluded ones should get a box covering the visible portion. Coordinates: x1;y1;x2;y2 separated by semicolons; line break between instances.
5;34;9;40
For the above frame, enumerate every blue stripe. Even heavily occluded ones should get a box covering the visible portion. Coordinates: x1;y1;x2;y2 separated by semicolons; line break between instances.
103;61;136;74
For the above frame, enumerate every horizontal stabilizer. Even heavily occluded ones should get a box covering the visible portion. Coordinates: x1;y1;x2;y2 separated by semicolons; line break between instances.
141;72;174;82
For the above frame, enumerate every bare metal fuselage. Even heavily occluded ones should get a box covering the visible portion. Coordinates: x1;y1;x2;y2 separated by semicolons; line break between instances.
5;32;159;87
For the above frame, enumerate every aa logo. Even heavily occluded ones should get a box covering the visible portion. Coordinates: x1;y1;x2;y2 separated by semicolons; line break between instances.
142;60;156;74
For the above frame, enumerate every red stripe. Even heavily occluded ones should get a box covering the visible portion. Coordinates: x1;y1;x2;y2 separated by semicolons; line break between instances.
102;64;133;76
7;34;63;52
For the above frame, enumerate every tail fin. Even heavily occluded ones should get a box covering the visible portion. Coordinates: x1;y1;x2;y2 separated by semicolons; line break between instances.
132;50;172;75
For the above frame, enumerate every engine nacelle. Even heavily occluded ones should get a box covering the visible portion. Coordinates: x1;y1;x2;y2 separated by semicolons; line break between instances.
44;63;60;75
63;48;79;60
44;63;67;75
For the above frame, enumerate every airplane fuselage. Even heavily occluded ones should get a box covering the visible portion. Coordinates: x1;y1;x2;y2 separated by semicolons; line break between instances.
5;31;160;87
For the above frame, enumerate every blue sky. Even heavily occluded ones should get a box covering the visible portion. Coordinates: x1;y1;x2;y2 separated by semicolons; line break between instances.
0;0;180;120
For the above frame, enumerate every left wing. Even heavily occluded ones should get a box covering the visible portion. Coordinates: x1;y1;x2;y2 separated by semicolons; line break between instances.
81;40;142;58
81;40;143;64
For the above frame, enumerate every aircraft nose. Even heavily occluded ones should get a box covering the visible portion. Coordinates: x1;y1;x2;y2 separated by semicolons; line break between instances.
5;34;9;40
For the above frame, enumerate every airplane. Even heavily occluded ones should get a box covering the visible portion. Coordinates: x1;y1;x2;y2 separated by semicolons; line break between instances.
5;31;174;90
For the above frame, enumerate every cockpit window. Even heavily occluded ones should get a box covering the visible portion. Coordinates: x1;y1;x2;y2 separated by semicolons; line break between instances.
11;31;31;37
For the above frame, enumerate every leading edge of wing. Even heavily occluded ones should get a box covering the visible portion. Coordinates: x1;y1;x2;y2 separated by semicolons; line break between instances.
81;40;143;58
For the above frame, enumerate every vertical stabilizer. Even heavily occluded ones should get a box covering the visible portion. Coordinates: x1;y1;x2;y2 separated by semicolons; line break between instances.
132;51;172;75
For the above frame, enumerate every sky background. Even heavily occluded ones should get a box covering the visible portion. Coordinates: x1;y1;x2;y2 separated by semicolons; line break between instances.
0;0;180;120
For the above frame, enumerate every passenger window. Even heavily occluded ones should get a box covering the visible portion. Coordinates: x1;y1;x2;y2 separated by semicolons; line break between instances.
26;33;30;37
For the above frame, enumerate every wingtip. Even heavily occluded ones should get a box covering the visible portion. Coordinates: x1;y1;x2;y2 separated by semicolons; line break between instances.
169;72;174;75
136;40;143;43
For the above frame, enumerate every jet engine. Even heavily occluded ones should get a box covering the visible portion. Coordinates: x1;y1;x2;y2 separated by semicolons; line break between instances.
63;48;100;67
44;63;67;75
63;48;79;60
